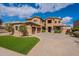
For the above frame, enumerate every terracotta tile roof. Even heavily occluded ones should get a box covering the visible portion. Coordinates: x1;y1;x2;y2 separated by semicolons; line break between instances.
27;16;43;21
45;17;62;21
25;22;40;26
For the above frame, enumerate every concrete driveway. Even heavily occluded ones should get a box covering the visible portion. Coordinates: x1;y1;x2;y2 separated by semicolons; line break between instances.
27;33;79;56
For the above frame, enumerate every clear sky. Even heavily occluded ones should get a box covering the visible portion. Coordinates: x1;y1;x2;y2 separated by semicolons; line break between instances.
0;3;79;26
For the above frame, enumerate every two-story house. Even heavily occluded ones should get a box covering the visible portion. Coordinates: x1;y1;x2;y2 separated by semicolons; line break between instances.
5;17;70;36
45;17;62;32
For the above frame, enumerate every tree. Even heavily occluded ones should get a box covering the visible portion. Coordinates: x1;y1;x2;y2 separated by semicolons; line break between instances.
72;26;79;31
19;25;28;36
5;23;14;35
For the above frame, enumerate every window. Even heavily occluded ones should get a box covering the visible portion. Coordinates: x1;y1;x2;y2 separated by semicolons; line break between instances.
33;19;39;24
55;21;57;23
58;21;60;23
34;20;37;22
48;20;52;23
15;26;18;30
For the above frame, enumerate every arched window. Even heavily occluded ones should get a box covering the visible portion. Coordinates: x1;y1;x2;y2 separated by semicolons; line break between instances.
55;21;57;23
15;26;18;30
34;20;37;22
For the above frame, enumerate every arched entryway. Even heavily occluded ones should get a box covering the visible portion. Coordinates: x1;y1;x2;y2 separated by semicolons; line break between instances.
37;28;41;33
32;27;36;34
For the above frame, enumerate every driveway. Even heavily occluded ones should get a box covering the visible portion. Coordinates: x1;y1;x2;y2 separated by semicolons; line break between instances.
27;33;79;56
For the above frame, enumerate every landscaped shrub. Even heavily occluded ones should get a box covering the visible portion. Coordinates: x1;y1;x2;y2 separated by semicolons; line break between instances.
5;26;13;32
72;26;79;32
5;24;14;35
42;28;46;32
19;26;28;36
54;29;61;33
42;27;46;32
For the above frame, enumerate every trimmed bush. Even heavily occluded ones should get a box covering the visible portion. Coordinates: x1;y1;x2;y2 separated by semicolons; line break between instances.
5;24;14;35
54;29;61;33
42;27;46;32
19;26;28;36
72;26;79;32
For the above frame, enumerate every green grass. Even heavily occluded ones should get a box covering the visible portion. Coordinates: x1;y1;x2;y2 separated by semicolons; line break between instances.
0;36;40;55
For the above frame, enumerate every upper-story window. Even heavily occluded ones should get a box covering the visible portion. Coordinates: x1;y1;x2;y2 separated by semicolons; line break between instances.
55;21;57;23
48;20;52;23
58;21;60;23
33;19;39;24
34;20;37;22
15;26;18;30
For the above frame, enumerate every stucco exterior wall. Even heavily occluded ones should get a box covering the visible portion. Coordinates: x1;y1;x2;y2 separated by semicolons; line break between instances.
45;18;62;32
27;25;32;35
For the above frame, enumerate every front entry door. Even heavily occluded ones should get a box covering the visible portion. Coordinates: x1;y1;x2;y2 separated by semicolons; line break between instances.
48;27;52;32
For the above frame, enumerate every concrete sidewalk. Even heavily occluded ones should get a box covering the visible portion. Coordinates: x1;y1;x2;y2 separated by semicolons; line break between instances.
0;47;23;56
0;32;10;36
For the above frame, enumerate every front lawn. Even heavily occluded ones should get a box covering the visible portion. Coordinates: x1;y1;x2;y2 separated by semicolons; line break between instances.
0;36;40;55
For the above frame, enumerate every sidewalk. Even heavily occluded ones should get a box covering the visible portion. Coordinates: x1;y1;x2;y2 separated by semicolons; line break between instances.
0;47;23;56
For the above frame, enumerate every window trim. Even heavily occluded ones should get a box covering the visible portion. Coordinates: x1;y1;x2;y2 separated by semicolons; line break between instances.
48;20;52;23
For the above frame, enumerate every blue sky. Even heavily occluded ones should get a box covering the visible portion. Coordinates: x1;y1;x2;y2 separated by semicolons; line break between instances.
0;3;79;26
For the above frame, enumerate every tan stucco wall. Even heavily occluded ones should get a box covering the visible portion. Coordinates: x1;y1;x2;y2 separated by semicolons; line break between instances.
27;17;42;26
27;25;32;35
45;18;53;32
27;17;43;34
53;18;61;26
